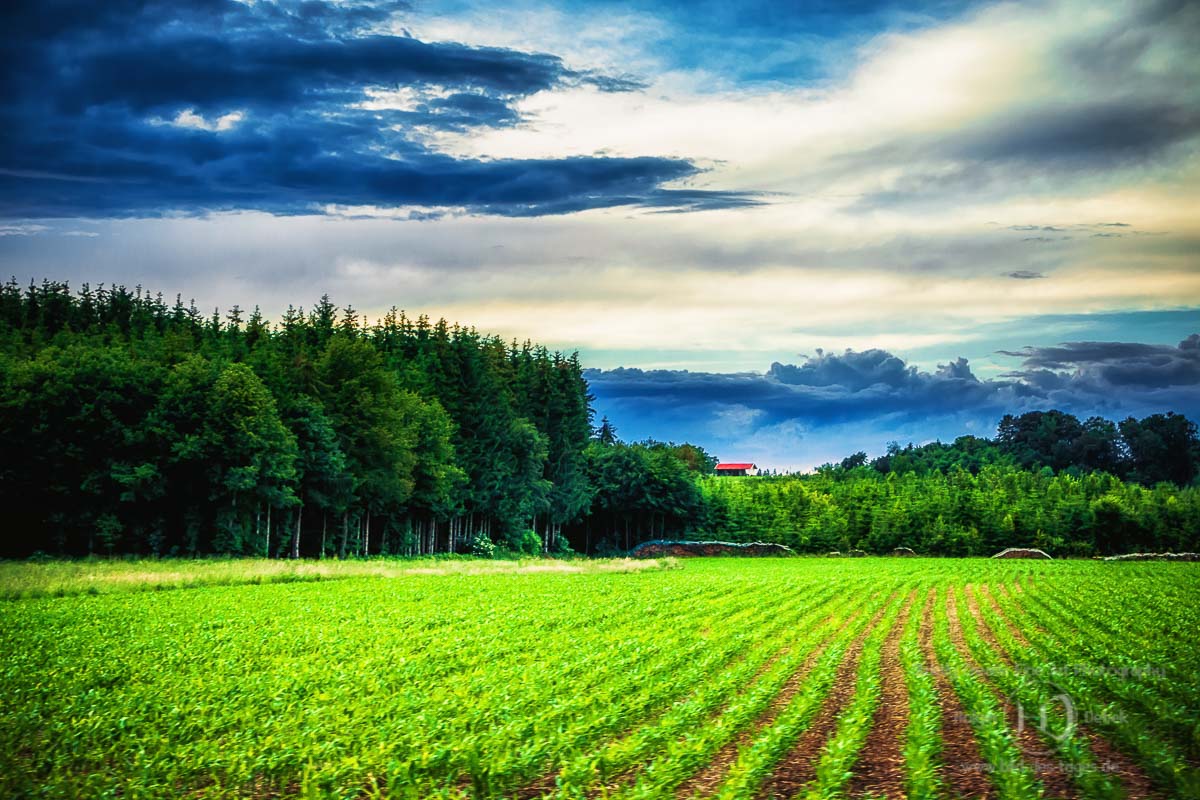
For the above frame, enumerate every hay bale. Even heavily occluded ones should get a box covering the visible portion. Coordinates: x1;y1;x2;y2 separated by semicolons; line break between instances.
848;549;868;558
891;547;917;557
1103;552;1200;562
827;551;843;558
991;547;1052;560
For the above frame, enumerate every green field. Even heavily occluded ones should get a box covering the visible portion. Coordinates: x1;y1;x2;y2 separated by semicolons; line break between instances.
2;558;1198;799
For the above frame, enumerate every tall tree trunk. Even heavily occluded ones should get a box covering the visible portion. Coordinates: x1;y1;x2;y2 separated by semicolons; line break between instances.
292;504;302;559
266;504;272;558
339;511;347;559
365;508;371;557
320;512;327;559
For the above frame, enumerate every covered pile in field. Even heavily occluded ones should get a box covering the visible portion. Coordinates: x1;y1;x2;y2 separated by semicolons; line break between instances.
1103;552;1200;561
629;540;795;558
890;547;917;557
991;547;1052;559
848;549;868;557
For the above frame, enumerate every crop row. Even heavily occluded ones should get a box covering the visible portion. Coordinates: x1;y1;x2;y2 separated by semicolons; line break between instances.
1;558;1197;799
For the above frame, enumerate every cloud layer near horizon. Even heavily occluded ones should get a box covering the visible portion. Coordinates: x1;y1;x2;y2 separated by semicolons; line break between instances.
587;336;1200;468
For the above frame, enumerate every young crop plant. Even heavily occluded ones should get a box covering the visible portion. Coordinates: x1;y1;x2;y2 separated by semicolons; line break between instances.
455;587;787;795
931;585;1042;800
710;588;904;800
988;580;1200;799
955;585;1123;800
3;557;1198;800
551;584;854;798
601;589;874;799
899;591;943;800
1018;580;1200;726
804;589;913;799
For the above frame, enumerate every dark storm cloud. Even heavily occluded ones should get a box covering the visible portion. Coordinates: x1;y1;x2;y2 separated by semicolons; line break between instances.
1000;336;1200;389
953;100;1200;167
587;349;1024;429
587;337;1200;440
0;0;751;218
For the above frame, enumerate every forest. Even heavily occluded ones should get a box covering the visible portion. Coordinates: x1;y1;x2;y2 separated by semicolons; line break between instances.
1;279;1198;559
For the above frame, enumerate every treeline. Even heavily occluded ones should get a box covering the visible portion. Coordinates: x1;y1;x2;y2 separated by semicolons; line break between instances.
698;466;1200;557
858;409;1199;486
3;279;1198;560
0;279;600;558
695;410;1200;557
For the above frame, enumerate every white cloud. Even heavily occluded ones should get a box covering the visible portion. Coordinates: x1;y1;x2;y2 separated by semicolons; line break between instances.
422;0;1198;214
0;223;50;236
154;108;246;132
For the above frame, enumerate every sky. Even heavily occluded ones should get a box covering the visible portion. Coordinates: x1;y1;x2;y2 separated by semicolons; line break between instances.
1;0;1198;469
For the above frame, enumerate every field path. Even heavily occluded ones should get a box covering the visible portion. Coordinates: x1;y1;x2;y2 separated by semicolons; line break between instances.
672;606;868;799
946;587;1077;799
975;584;1164;800
845;590;916;799
755;592;910;799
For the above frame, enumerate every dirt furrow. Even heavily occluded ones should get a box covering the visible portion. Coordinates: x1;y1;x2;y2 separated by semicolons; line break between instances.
672;607;867;800
947;587;1076;799
975;584;1163;800
995;582;1047;637
581;640;799;800
846;590;917;799
512;612;810;800
755;593;907;800
919;586;995;799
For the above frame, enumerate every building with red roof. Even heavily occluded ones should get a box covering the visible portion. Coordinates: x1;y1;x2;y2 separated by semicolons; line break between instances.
715;462;758;476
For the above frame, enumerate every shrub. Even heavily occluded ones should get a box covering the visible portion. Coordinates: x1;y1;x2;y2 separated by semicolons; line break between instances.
470;534;496;559
519;529;543;556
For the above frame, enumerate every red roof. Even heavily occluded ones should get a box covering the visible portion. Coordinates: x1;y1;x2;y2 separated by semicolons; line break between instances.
716;463;756;470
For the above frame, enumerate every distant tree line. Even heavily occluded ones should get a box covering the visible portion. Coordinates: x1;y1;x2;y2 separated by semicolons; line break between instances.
697;410;1200;557
2;280;1197;559
861;409;1199;487
698;465;1199;557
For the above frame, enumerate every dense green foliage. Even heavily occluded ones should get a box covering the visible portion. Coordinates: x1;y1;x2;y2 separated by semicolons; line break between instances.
3;280;1198;559
865;409;1200;486
0;280;599;558
697;465;1200;556
2;559;1197;799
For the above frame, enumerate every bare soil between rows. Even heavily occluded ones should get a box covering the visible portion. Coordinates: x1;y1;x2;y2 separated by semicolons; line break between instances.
673;606;867;799
976;584;1163;800
845;590;916;799
919;586;995;799
755;592;910;799
946;588;1077;800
